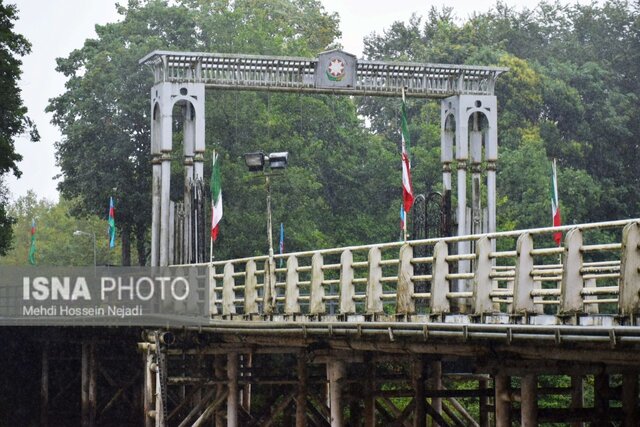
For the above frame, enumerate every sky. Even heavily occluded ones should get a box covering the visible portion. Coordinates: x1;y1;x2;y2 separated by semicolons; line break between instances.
6;0;551;202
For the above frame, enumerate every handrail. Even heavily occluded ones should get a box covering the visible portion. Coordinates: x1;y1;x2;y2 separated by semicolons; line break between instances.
177;219;640;322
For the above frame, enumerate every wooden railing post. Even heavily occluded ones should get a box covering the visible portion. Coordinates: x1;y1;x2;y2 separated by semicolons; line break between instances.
263;258;277;315
208;265;218;316
222;263;236;316
366;246;383;315
310;252;326;316
560;228;584;314
396;243;415;316
285;255;301;315
620;222;640;317
244;260;259;315
339;250;356;315
430;240;450;314
513;233;536;314
473;236;493;315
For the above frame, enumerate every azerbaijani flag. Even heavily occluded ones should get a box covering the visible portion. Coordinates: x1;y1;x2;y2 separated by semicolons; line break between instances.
550;159;562;246
401;92;414;215
400;204;406;232
210;151;223;241
108;197;116;249
28;218;36;265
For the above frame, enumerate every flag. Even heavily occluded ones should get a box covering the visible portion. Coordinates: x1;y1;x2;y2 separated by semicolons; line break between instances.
279;223;284;268
400;204;406;231
108;197;116;249
550;159;562;245
210;151;223;241
28;219;36;265
401;93;414;214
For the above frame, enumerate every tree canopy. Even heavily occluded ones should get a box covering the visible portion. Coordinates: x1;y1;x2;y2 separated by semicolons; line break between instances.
0;0;39;255
36;0;640;267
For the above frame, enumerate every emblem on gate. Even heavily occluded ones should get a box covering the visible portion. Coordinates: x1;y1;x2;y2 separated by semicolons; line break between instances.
326;57;346;81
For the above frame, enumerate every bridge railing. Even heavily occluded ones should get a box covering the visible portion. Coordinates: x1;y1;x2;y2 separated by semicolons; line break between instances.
187;219;640;321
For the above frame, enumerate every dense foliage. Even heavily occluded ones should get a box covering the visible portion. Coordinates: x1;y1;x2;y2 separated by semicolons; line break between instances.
363;0;639;229
0;0;38;255
16;0;637;267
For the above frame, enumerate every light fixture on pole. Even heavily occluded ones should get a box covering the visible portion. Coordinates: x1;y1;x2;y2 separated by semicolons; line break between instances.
244;151;289;314
244;151;289;258
73;230;96;274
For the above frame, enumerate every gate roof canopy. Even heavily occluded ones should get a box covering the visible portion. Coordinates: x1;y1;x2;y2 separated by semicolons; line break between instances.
140;50;507;98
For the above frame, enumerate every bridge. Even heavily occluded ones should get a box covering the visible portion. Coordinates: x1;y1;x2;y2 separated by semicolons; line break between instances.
130;50;640;426
132;218;640;427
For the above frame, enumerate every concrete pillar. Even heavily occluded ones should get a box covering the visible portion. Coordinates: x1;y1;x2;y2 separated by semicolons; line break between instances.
520;374;537;427
81;342;96;427
159;153;171;266
486;162;496;236
328;359;346;427
151;158;161;266
494;374;511;427
227;353;239;427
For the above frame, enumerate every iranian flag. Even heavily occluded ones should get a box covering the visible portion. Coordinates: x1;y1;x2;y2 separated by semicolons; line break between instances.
550;159;562;245
210;151;223;241
401;93;414;215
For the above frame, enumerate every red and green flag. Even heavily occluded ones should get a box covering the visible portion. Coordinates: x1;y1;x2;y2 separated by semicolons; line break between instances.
401;93;414;215
210;151;223;241
28;218;36;265
108;197;116;249
550;159;562;245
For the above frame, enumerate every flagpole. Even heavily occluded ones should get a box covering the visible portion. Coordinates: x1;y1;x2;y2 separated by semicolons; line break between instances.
402;87;408;242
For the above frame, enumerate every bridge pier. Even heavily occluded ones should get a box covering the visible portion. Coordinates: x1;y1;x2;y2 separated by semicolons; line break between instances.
327;358;346;427
520;373;538;426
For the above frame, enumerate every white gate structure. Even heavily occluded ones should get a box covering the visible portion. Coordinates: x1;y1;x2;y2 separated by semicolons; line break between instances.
140;49;507;272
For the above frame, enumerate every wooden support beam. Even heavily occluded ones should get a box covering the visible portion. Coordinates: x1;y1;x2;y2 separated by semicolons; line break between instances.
479;378;488;427
40;341;49;427
570;375;583;427
494;374;511;427
296;353;308;427
214;354;225;427
89;343;97;427
227;352;239;427
622;372;638;427
143;350;154;427
327;358;346;427
520;374;537;427
192;390;229;427
594;373;609;425
414;357;426;427
82;342;88;427
364;358;376;427
428;360;442;426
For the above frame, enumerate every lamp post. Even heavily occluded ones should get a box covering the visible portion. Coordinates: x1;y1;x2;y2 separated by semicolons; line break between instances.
244;151;289;256
244;151;288;314
74;230;96;274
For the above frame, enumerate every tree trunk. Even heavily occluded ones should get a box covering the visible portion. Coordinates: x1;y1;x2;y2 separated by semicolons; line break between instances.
136;225;147;266
121;226;131;266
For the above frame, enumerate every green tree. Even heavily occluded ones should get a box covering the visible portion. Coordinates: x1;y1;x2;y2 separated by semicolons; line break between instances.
49;0;408;263
0;0;39;255
0;192;121;266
